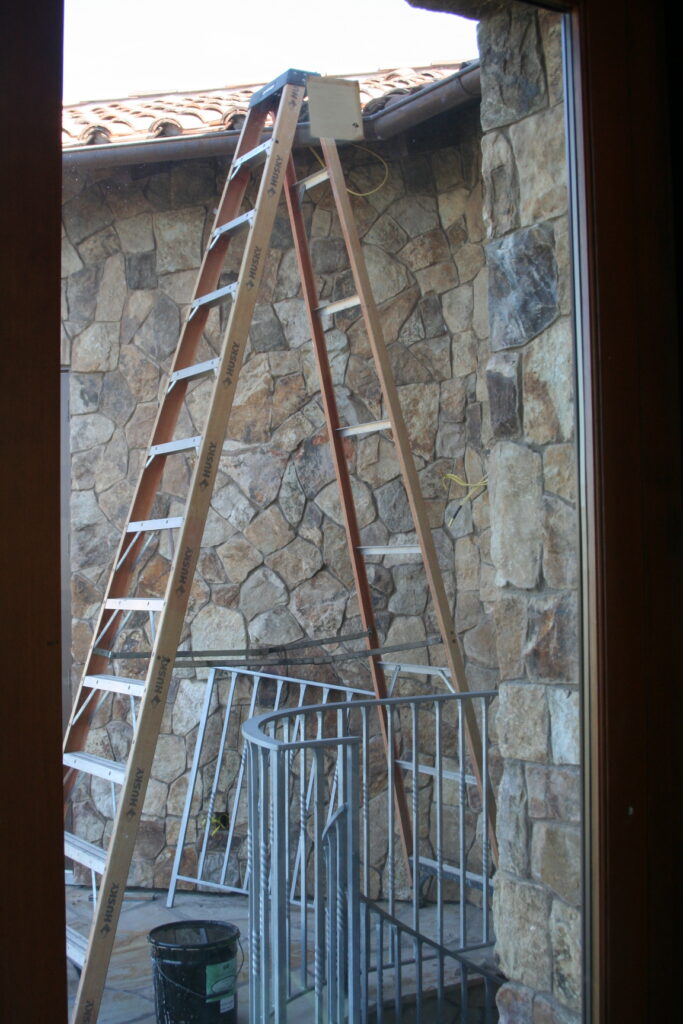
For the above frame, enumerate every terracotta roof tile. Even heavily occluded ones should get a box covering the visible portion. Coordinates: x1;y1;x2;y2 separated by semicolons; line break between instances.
62;65;466;150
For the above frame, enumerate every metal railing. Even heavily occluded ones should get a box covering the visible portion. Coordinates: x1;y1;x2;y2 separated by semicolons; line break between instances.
243;685;503;1022
167;666;369;905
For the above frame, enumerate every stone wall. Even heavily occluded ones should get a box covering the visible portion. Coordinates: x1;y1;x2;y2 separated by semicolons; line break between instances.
478;7;582;1023
62;110;498;888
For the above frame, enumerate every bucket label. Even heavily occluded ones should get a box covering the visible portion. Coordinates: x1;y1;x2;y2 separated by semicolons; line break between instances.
205;958;236;1003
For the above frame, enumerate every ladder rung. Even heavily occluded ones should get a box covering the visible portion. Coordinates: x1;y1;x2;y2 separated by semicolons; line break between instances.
168;359;219;387
411;856;490;890
338;419;391;438
229;140;272;178
127;517;184;533
296;167;330;194
209;210;255;249
316;294;361;317
65;832;107;875
66;925;88;968
63;752;126;785
84;674;145;698
358;545;421;557
104;598;164;611
395;760;476;786
189;282;237;318
147;436;202;459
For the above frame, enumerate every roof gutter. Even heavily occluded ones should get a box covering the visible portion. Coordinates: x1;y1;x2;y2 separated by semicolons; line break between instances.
62;62;481;171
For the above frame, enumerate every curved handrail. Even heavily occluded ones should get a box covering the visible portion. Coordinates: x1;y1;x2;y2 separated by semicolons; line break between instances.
242;688;498;752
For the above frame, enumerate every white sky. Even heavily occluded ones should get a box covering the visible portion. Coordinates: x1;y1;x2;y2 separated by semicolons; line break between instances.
63;0;479;103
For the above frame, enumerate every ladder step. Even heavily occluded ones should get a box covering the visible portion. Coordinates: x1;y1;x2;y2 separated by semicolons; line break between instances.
168;359;219;387
338;419;391;438
209;210;255;249
84;674;145;698
189;282;238;319
317;294;361;317
127;517;184;533
66;925;89;968
147;436;202;460
229;140;272;179
411;856;490;890
65;831;107;874
296;167;330;194
63;752;126;785
104;598;164;610
358;545;421;557
104;597;164;611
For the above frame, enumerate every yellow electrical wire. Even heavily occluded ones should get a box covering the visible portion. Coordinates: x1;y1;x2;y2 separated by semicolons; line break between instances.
307;144;390;198
442;472;488;527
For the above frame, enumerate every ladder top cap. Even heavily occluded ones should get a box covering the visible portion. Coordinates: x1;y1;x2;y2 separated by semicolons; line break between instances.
249;69;319;108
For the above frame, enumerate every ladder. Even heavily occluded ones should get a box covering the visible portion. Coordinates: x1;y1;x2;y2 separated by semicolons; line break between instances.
63;69;496;1024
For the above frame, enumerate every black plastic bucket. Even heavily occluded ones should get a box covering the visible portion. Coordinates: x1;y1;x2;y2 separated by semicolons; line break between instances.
148;920;240;1024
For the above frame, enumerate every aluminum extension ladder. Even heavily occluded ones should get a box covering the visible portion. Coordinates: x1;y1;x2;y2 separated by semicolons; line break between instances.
62;68;495;1024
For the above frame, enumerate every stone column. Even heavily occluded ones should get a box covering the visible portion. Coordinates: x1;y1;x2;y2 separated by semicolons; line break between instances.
478;6;582;1022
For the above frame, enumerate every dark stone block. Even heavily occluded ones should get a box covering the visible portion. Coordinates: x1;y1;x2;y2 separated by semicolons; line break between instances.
487;352;522;438
402;154;434;194
125;251;158;290
311;237;347;274
376;478;413;532
418;293;447;339
487;223;558;351
63;185;113;245
466;401;483;449
249;303;285;352
479;6;547;130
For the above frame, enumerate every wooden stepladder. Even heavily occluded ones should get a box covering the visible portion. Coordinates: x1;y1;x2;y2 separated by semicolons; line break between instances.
63;69;496;1024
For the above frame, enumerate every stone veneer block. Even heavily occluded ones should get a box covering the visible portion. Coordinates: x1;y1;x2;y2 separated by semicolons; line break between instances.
509;104;568;227
493;876;552;992
550;899;582;1011
497;762;530;876
525;593;578;683
496;983;533;1023
523;318;574;444
531;822;581;904
542;495;578;590
548;687;580;765
478;6;548;131
493;592;527;679
489;441;542;588
153;207;205;273
481;130;520;238
498;682;549;763
487;223;559;351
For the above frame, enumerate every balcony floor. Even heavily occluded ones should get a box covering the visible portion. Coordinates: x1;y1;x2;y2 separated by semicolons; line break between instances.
66;885;497;1022
66;887;251;1023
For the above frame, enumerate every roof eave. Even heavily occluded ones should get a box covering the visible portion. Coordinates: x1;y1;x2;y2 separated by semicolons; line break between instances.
62;63;480;170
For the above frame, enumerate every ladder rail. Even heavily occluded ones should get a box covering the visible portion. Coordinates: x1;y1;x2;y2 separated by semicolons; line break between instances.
63;97;271;771
69;81;307;1024
320;138;498;859
284;156;414;872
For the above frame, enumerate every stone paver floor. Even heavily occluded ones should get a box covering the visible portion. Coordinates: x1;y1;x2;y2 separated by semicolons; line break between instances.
66;886;497;1022
66;887;251;1023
